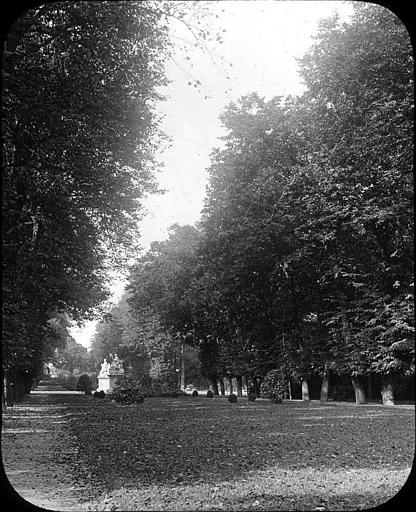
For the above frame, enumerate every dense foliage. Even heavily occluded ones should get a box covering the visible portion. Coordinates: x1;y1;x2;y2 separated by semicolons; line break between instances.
124;4;414;405
91;225;208;390
260;370;289;404
77;374;92;395
2;1;175;400
228;393;237;403
6;3;412;406
111;375;145;404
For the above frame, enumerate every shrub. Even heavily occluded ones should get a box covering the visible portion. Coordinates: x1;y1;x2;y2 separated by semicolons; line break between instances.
248;392;256;401
260;369;289;404
228;393;237;403
77;374;92;394
147;381;186;397
128;378;186;398
192;390;198;397
93;390;105;399
157;390;178;397
206;390;214;398
54;371;78;390
112;375;144;405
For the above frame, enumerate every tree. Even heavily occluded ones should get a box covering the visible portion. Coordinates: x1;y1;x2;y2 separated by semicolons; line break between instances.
191;4;413;406
2;1;172;398
194;93;312;389
90;295;181;387
296;4;414;404
127;224;202;388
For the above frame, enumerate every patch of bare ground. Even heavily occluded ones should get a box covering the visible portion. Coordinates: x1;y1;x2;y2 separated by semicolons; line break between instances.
85;466;413;511
1;394;90;511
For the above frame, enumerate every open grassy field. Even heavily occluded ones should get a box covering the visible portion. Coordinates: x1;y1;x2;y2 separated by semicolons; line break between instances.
2;393;414;511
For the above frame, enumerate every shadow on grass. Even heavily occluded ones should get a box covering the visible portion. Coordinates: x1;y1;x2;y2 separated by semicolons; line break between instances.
5;393;414;505
53;394;415;492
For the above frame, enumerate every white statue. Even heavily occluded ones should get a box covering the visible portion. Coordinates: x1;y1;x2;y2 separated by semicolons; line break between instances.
98;358;110;378
109;353;124;375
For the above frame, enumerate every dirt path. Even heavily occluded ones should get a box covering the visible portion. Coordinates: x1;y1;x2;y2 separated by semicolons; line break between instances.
2;393;90;511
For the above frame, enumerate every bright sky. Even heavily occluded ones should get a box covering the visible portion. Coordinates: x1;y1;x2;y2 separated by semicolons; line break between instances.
71;0;354;348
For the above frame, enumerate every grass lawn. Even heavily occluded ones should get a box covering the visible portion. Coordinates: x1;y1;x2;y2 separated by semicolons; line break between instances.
60;394;414;511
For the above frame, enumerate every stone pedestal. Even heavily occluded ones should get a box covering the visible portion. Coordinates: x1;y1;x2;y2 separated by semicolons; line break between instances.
97;375;118;393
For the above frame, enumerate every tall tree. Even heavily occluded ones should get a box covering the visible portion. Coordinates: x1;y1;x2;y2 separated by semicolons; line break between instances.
296;4;414;404
2;1;172;398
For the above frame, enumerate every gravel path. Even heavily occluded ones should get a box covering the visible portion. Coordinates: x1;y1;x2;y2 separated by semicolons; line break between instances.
2;393;89;511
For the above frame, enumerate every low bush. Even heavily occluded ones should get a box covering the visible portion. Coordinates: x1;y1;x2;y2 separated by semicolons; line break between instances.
228;393;237;403
192;390;198;397
146;381;186;398
248;392;256;401
206;390;214;398
54;371;78;391
93;390;105;399
77;374;92;395
260;369;289;404
112;376;145;405
157;390;179;398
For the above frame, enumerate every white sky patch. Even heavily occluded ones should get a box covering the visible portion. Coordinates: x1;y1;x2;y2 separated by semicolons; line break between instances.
139;0;353;249
70;320;97;349
75;0;354;348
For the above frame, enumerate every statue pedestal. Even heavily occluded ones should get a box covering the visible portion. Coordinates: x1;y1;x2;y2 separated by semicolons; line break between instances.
97;375;118;393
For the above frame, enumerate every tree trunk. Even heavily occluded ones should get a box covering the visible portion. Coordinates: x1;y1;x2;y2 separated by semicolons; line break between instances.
236;376;243;397
351;376;366;405
320;362;330;402
381;376;395;406
228;376;233;394
254;377;262;397
367;374;373;400
288;379;292;400
320;375;329;402
219;378;225;396
7;380;15;407
180;340;185;391
301;379;310;401
2;375;7;411
210;378;219;395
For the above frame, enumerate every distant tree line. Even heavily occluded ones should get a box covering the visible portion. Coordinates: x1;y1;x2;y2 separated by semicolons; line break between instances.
95;4;413;405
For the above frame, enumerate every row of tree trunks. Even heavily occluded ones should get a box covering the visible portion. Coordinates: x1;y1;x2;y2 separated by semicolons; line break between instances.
212;375;259;397
316;370;395;406
214;371;395;405
350;375;395;405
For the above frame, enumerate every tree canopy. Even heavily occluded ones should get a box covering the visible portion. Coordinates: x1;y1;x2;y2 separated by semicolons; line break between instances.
3;3;413;405
2;1;173;395
123;3;414;403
